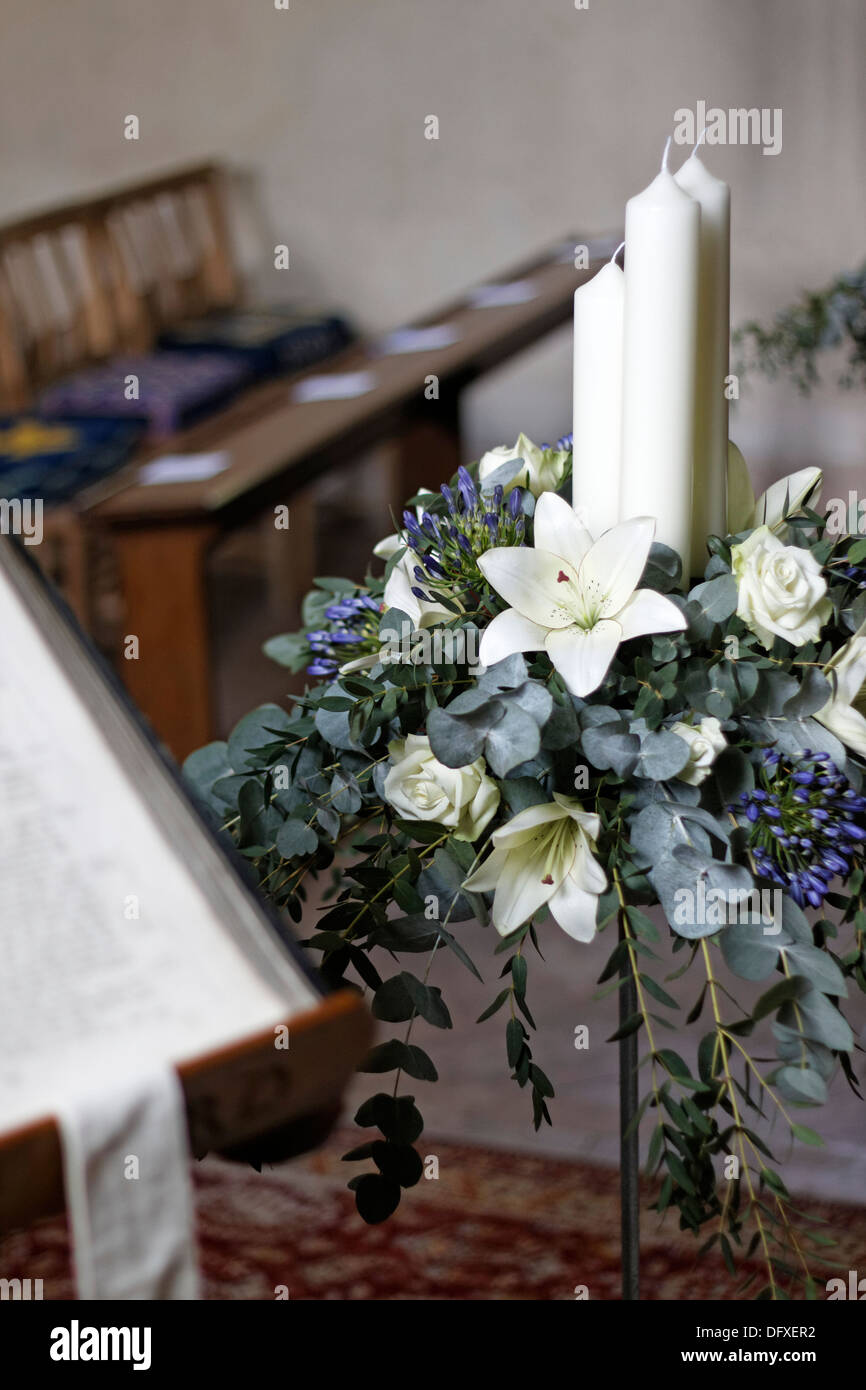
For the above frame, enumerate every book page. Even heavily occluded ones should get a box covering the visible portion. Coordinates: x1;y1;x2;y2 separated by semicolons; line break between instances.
0;544;317;1135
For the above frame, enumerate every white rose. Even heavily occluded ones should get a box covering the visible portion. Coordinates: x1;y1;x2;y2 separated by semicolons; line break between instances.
671;717;727;786
731;526;831;649
478;433;568;498
384;734;500;842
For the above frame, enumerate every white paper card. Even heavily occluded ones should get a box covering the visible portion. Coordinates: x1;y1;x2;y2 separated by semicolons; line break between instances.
292;370;377;403
468;280;538;308
138;452;230;485
377;324;460;355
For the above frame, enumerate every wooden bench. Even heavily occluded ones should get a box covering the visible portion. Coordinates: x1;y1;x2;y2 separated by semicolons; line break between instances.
0;162;614;758
84;245;609;758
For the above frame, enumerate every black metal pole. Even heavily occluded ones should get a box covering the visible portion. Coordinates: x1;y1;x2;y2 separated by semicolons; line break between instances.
619;917;640;1300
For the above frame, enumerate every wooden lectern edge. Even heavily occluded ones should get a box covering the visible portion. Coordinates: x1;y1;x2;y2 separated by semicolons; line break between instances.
0;986;373;1236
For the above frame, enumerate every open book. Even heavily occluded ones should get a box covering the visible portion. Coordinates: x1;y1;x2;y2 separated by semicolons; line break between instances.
0;534;370;1233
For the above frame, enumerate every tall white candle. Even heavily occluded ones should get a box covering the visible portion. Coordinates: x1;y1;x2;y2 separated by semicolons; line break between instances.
619;140;700;573
674;140;731;577
572;246;624;533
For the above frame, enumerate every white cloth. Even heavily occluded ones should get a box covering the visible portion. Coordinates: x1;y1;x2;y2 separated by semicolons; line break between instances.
57;1067;200;1301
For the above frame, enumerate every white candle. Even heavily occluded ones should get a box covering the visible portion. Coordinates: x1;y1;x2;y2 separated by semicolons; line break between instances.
619;139;700;573
674;139;730;577
571;246;624;533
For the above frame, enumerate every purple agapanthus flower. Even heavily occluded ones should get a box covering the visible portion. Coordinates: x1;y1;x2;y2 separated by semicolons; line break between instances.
732;749;866;908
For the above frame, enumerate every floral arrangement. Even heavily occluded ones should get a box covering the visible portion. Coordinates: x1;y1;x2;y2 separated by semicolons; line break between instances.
185;434;866;1298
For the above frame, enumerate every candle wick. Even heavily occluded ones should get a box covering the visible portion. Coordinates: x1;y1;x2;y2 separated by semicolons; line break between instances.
689;126;708;159
661;135;672;173
610;240;625;265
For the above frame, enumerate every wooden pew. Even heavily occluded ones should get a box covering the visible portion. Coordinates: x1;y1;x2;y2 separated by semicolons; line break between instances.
85;245;605;759
0;163;614;758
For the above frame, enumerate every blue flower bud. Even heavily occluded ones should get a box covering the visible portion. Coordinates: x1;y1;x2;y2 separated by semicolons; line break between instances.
457;465;477;509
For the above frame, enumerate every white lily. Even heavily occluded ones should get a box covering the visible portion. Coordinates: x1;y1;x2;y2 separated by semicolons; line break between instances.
477;492;686;698
462;794;607;941
815;618;866;758
727;441;822;536
373;488;436;561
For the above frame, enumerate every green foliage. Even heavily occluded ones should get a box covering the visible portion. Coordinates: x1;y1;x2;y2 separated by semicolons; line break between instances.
734;261;866;393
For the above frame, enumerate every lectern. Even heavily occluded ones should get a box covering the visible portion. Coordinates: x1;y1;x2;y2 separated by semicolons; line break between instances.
0;533;371;1235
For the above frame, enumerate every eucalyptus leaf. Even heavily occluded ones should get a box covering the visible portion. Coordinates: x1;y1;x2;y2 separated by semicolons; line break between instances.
262;631;310;672
688;573;738;623
275;817;318;859
635;728;691;782
582;722;640;777
227;704;293;771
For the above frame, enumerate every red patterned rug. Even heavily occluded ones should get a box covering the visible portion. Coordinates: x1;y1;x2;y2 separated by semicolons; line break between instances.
2;1132;864;1300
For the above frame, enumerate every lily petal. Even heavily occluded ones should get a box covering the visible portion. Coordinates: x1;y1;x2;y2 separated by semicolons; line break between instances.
545;619;622;697
815;701;866;760
338;652;381;675
570;839;608;895
489;841;562;933
616;588;688;642
548;871;600;942
462;845;509;895
491;799;571;847
478;547;579;629
533;491;594;567
577;517;656;619
478;607;549;667
373;532;403;561
824;617;866;706
552;796;602;841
